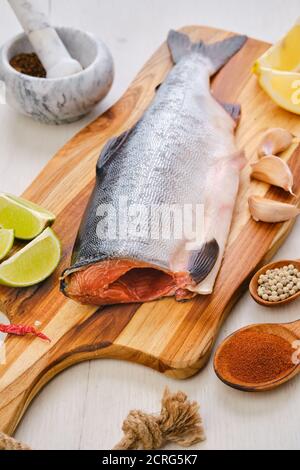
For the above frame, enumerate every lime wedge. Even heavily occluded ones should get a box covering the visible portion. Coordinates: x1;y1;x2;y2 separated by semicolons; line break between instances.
0;229;14;261
0;228;61;287
0;193;56;240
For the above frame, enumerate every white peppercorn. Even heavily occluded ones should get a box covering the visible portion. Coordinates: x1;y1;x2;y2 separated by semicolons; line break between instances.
257;265;300;302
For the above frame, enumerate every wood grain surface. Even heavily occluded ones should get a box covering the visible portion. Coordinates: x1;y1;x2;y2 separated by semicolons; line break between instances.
1;25;300;437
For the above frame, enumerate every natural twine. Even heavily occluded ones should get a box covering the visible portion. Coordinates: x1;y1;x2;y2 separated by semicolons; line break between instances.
0;388;205;451
113;387;205;450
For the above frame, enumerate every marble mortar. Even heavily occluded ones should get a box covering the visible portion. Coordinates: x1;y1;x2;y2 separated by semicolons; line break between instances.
0;26;114;124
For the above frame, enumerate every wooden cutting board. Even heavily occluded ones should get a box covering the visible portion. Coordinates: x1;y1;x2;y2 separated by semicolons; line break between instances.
1;25;300;436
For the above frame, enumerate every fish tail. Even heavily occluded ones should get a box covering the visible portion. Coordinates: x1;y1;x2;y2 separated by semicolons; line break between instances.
167;30;247;74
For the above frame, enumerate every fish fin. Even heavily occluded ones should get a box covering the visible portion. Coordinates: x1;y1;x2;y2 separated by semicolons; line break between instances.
167;30;247;74
203;35;248;74
188;239;220;284
97;129;133;171
220;102;241;124
231;150;247;171
167;30;194;63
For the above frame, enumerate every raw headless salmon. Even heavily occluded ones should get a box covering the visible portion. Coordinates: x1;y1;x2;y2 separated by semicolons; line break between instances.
61;30;247;306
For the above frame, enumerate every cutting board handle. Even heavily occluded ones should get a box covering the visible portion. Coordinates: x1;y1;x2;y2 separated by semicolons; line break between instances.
0;300;141;435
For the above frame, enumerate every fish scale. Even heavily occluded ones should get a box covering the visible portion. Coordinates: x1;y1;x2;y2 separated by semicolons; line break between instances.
61;30;247;306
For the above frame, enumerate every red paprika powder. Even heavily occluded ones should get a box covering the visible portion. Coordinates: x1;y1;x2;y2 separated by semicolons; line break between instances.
216;330;295;384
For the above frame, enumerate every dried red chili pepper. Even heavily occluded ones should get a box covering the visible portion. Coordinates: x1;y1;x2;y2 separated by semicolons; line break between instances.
0;324;51;342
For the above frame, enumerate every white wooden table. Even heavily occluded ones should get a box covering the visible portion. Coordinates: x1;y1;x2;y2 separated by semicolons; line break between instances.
1;0;300;451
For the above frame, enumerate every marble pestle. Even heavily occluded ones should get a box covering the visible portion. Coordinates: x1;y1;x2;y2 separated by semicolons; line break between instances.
8;0;83;78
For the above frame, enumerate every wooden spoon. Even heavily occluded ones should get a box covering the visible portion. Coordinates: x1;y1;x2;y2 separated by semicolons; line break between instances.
214;322;300;392
249;259;300;307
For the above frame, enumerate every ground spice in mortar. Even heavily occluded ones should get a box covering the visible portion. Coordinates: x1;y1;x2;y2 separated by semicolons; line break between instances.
10;53;46;78
216;330;294;384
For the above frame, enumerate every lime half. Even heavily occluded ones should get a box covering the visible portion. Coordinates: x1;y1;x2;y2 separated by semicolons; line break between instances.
0;228;61;287
0;229;14;261
0;193;56;240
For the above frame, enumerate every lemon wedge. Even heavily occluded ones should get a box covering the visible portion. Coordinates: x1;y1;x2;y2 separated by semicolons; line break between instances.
253;19;300;114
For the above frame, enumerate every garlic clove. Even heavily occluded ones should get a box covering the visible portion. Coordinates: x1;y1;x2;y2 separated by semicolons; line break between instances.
251;156;295;195
258;128;293;158
249;196;300;223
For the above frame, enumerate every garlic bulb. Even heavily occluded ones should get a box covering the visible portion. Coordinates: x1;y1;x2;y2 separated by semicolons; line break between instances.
258;128;293;158
249;196;300;223
251;156;295;195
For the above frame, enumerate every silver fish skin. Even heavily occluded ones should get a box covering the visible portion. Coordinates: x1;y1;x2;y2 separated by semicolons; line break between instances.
61;30;247;303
